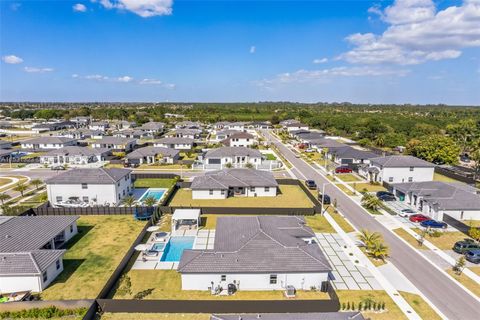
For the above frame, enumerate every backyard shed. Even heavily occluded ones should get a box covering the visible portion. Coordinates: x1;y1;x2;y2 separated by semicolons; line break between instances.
172;209;201;231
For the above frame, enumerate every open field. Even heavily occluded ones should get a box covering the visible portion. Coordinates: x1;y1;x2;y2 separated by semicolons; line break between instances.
336;290;406;320
101;314;210;320
398;291;442;320
134;178;177;189
40;216;146;300
112;270;329;300
170;185;314;208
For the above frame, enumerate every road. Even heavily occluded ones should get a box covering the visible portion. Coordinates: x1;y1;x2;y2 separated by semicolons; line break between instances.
262;130;479;320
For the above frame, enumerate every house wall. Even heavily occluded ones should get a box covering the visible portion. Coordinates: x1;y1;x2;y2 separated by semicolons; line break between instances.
41;259;64;290
40;155;102;166
378;167;434;183
153;143;192;150
181;272;328;291
229;138;255;148
207;156;262;165
21;141;76;150
192;189;227;199
192;186;277;199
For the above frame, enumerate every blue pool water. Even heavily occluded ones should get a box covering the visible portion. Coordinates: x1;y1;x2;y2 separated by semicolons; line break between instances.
139;188;167;202
151;242;166;251
160;237;195;262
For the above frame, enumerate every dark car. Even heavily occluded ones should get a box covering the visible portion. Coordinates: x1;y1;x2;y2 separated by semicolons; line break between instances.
124;162;139;168
305;180;317;190
409;214;430;223
318;193;331;205
378;194;396;201
376;191;394;198
465;249;480;264
453;240;480;254
420;219;448;229
335;166;352;174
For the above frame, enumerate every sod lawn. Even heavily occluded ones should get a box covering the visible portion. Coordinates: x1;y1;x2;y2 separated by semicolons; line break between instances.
334;183;356;196
336;290;406;320
305;214;336;233
40;216;146;300
101;314;210;320
433;172;461;183
353;183;387;193
169;185;314;208
398;291;442;320
335;173;362;182
133;178;177;189
326;207;355;233
393;228;426;249
412;228;471;250
112;270;329;300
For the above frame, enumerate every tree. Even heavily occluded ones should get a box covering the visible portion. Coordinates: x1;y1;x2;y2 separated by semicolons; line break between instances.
368;241;389;261
357;229;381;249
121;196;137;207
142;196;157;207
361;193;382;211
468;224;480;243
30;178;43;190
453;256;466;275
0;193;11;205
470;147;480;180
406;135;460;165
13;183;28;197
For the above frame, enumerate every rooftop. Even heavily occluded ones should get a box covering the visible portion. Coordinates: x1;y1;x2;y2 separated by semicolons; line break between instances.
21;136;77;145
0;250;65;276
126;146;180;159
46;168;131;185
191;168;278;190
205;146;262;158
370;155;435;168
43;146;110;157
155;137;195;144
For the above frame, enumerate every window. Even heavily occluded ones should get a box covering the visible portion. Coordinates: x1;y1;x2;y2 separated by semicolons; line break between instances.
265;187;270;192
221;275;226;282
408;177;413;182
70;225;74;233
56;196;63;202
220;189;225;195
409;166;414;171
209;189;214;195
82;196;89;202
388;177;393;182
270;274;277;284
250;187;255;192
81;183;88;189
42;271;48;282
56;260;61;270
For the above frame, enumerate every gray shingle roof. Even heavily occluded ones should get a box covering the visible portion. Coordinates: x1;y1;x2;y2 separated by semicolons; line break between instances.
21;137;77;145
205;147;262;159
328;146;377;160
178;216;331;274
191;169;278;190
308;139;346;149
0;216;79;252
46;168;131;185
91;137;136;145
155;137;194;144
211;312;365;320
140;122;165;130
126;146;179;159
0;250;65;275
370;155;435;168
391;181;480;210
43;146;109;157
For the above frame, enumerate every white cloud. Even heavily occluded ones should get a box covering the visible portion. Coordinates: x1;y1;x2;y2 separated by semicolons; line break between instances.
255;66;409;87
85;74;109;80
115;75;134;82
250;46;256;54
73;3;87;12
313;58;328;64
340;0;480;65
97;0;173;18
75;74;174;87
140;78;162;85
24;66;54;73
2;55;23;64
140;78;176;88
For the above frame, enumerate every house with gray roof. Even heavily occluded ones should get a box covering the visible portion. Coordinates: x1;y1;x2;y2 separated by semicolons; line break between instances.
46;168;132;207
139;121;165;136
178;216;331;291
153;137;194;150
327;146;378;166
214;129;242;141
126;146;180;165
359;155;435;184
166;128;202;140
20;136;78;151
89;136;136;152
113;129;149;139
221;132;256;148
0;140;12;149
211;312;364;320
0;215;79;294
196;147;274;170
39;146;110;166
89;121;109;132
390;181;480;221
190;168;278;199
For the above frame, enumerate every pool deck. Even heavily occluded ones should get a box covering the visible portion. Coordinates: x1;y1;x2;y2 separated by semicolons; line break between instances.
132;229;216;270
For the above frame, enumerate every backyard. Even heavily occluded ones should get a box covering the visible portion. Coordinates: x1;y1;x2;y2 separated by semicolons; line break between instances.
40;215;146;300
134;178;177;189
169;185;314;208
112;270;330;300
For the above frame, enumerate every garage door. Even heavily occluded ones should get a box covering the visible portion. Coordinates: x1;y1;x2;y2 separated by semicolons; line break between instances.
341;158;353;165
208;158;221;164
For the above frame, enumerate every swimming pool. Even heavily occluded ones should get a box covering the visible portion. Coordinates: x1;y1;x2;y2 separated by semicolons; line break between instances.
139;188;167;203
160;236;195;262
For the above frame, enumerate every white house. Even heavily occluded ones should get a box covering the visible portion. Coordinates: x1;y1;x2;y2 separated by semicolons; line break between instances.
221;132;256;148
390;181;480;221
153;137;194;150
175;121;202;130
178;216;331;291
113;129;149;139
360;155;435;184
20;137;78;150
190;168;278;199
89;121;109;132
126;146;180;165
89;137;136;152
285;123;309;132
0;215;79;294
202;147;263;167
46;168;133;207
139;122;165;136
225;122;246;132
40;146;110;166
215;129;242;142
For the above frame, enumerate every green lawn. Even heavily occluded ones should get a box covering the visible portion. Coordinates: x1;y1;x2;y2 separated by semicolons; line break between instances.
305;214;336;233
0;175;29;192
326;207;355;233
170;185;314;208
412;228;470;250
398;291;442;320
264;153;277;160
354;183;387;193
335;183;356;196
0;177;12;187
101;314;210;320
112;270;329;300
393;228;425;249
433;172;461;183
134;178;177;189
336;173;362;182
40;216;146;300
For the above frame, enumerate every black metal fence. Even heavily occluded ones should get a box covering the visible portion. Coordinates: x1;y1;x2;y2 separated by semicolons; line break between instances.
435;166;476;185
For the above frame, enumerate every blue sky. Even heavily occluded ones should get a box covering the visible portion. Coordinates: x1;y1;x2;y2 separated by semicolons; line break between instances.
1;0;479;104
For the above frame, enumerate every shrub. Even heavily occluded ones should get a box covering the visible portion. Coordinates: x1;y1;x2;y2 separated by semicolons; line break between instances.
0;306;87;319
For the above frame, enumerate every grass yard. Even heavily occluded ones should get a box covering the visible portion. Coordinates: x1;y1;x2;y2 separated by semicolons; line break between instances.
264;153;277;160
0;175;29;192
134;178;177;189
336;173;362;182
446;269;480;298
470;267;480;276
170;185;314;208
305;214;336;233
326;207;355;233
354;183;387;193
40;216;146;300
393;228;425;249
336;290;406;320
398;291;442;320
101;314;210;320
334;183;356;196
412;229;470;250
433;172;461;183
112;270;329;300
0;177;12;187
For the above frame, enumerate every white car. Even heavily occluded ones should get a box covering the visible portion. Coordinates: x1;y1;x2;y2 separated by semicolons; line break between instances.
305;148;315;153
398;208;416;217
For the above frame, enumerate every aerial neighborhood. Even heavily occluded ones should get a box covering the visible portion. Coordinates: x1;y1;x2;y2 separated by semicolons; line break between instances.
0;104;480;320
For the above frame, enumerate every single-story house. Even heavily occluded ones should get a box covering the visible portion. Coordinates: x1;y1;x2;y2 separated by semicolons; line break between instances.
190;168;278;199
247;121;272;130
139;122;165;136
153;137;194;150
20;137;78;150
176;121;202;130
327;146;378;165
178;216;331;291
285;123;309;132
0;215;79;294
32;121;76;133
89;137;136;152
213;121;232;131
46;168;133;207
54;130;85;140
203;147;263;166
224;122;247;132
126;146;180;165
40;146;110;166
390;181;480;221
78;128;105;139
116;120;136;130
89;121;109;132
211;312;365;320
360;155;435;184
113;129;149;139
166;128;202;140
0;140;12;149
70;116;90;126
221;132;256;148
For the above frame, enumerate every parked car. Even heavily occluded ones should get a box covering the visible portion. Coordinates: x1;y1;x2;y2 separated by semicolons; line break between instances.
399;208;416;217
465;249;480;264
51;165;65;171
376;191;394;198
420;219;448;229
453;239;480;254
318;193;331;205
305;180;317;190
378;194;396;202
335;166;352;174
409;214;431;223
304;148;315;153
124;162;139;168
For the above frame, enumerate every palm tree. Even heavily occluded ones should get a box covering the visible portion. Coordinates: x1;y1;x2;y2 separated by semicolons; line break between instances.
142;196;157;207
374;135;385;147
361;194;382;211
13;183;28;197
368;241;389;261
121;195;137;207
357;229;381;249
0;193;11;205
30;178;43;190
